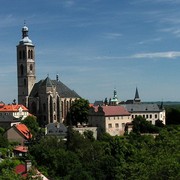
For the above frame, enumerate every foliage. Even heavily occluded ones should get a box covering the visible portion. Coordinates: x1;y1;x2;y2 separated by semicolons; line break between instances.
66;98;90;126
0;168;20;180
132;116;159;134
0;134;9;148
21;115;40;137
166;107;180;125
0;159;21;179
27;124;180;179
0;127;5;135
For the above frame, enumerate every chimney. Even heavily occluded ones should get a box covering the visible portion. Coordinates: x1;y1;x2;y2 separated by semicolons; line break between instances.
25;160;32;172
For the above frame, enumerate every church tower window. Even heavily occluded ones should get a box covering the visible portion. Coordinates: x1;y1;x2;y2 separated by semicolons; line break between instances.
19;51;22;59
28;50;31;59
30;64;33;71
23;50;26;59
24;79;26;86
31;50;33;59
20;64;24;76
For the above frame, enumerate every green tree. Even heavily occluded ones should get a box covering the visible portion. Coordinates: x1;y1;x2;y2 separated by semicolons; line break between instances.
166;108;180;125
21;116;39;137
132;116;159;134
67;98;90;126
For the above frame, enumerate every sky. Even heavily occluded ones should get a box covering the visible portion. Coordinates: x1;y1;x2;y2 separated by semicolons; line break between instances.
1;0;180;103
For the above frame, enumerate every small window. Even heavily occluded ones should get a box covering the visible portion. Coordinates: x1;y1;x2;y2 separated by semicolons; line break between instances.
146;114;148;119
155;114;158;119
115;123;119;128
150;114;152;119
30;64;33;71
108;123;112;128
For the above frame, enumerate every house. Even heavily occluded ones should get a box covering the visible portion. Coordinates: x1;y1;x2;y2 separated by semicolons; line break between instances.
0;102;29;120
88;106;131;136
13;146;28;157
73;126;98;140
123;103;166;125
45;122;67;138
122;88;166;125
4;124;32;145
0;114;20;129
15;160;49;179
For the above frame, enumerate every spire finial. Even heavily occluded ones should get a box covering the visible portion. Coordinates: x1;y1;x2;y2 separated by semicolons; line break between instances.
24;20;26;26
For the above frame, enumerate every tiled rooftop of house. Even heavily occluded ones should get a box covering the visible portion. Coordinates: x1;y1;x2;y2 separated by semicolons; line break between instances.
0;104;28;112
15;124;32;139
94;106;130;116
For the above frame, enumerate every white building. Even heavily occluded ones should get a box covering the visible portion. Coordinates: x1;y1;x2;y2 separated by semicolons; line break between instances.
88;105;131;136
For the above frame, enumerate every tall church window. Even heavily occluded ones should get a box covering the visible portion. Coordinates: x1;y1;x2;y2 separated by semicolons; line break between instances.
31;102;37;114
19;51;22;59
61;101;64;119
57;97;60;122
31;50;33;59
28;50;31;59
50;96;53;123
30;64;33;71
43;103;46;112
24;79;26;86
23;50;26;59
20;64;24;76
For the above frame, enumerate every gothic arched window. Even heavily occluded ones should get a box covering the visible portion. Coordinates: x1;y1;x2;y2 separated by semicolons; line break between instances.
30;64;33;71
20;64;24;76
31;50;33;59
28;50;31;59
23;50;26;59
24;79;26;86
19;51;22;59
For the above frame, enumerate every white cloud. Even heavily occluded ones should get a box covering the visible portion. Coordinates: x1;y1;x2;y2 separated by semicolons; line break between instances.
103;32;122;39
131;51;180;59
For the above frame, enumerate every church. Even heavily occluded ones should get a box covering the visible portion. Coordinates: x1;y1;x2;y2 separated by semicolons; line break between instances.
16;25;80;126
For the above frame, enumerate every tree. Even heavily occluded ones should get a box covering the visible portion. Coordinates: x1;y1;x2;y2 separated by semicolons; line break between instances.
21;116;39;137
67;98;90;126
166;108;180;125
132;116;159;134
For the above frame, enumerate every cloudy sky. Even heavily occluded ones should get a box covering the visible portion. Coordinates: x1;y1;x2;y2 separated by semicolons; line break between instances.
1;0;180;103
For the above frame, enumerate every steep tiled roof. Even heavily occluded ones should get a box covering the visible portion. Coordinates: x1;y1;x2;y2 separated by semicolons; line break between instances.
123;103;161;112
30;78;80;98
14;146;28;153
95;106;130;116
52;80;80;98
0;104;28;112
15;124;32;139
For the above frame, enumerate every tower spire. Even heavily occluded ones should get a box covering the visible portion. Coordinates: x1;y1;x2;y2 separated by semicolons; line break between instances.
134;87;141;103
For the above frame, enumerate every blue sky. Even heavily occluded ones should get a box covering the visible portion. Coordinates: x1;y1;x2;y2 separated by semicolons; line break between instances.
1;0;180;103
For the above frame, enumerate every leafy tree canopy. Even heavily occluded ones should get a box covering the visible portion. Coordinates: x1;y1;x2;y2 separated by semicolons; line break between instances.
21;116;39;136
67;98;90;126
132;116;159;134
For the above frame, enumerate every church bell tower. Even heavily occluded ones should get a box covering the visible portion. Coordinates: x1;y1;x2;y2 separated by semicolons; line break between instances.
17;24;36;107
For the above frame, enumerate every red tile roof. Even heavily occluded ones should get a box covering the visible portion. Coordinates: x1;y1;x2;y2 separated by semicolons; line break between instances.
15;124;32;139
0;104;28;112
15;164;27;177
14;146;28;153
94;106;130;116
